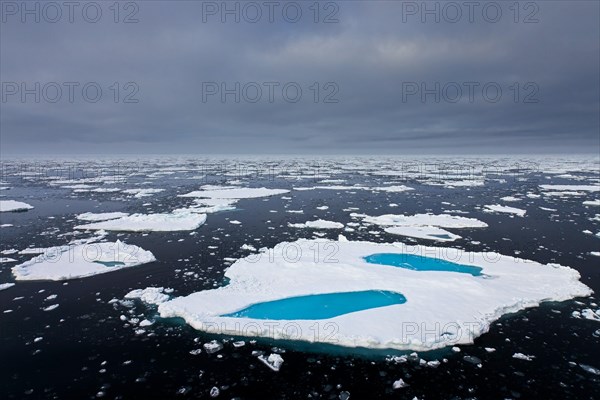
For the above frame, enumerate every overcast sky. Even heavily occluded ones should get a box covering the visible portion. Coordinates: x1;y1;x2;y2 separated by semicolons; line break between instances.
1;1;598;155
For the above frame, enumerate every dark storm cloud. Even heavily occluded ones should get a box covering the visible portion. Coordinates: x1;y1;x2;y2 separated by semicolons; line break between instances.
0;1;598;155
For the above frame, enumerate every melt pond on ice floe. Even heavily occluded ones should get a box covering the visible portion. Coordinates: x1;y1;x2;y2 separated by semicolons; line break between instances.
157;239;592;351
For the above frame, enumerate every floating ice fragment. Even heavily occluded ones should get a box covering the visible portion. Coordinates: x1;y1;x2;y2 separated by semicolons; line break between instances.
75;212;207;232
288;220;344;229
258;353;284;371
512;353;535;361
125;287;172;305
13;241;156;281
203;340;223;354
393;379;408;389
483;204;526;217
0;200;34;212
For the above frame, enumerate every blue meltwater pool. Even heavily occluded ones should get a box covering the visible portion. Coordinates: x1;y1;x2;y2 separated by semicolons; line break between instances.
220;290;407;320
364;253;483;276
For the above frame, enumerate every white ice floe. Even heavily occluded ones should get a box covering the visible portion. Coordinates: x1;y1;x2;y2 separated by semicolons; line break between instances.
483;204;526;217
372;185;414;192
125;287;173;305
75;212;207;232
500;196;521;202
384;226;461;242
158;239;592;351
392;379;409;389
180;187;289;199
0;200;34;212
358;213;488;229
176;198;237;214
0;257;17;263
76;212;129;221
122;188;165;198
572;308;600;322
539;184;600;192
583;199;600;206
512;353;535;361
258;353;284;371
288;220;344;229
12;241;156;281
0;283;15;291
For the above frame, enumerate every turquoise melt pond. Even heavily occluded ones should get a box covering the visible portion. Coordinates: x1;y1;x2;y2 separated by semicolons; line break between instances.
221;290;406;320
364;253;483;276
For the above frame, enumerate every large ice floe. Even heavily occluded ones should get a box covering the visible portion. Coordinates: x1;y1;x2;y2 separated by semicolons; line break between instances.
179;186;289;199
288;220;344;229
75;212;206;232
12;240;156;281
355;213;487;242
0;200;34;212
76;212;129;221
158;239;592;351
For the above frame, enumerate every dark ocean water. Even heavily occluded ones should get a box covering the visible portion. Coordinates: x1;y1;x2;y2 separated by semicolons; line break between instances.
0;157;599;399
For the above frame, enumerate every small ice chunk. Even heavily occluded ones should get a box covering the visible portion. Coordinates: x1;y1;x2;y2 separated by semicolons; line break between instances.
512;353;535;361
203;340;223;354
392;378;408;389
258;353;284;371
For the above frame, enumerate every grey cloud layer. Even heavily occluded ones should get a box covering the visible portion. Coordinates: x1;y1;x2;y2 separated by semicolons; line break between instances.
1;1;598;154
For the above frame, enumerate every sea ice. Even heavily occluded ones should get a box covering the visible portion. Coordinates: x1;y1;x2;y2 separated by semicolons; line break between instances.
258;353;284;371
125;287;173;305
180;187;289;199
158;239;591;351
76;212;129;221
384;226;461;242
288;220;344;229
0;200;34;212
122;188;165;198
0;283;15;291
512;353;535;361
359;213;488;228
539;184;599;192
12;241;156;281
75;212;207;232
483;204;526;217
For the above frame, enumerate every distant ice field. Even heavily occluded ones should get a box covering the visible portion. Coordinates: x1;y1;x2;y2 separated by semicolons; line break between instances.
0;156;599;399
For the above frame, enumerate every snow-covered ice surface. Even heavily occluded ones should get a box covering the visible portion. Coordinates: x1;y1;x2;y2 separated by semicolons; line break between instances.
483;204;527;217
75;212;207;232
359;213;488;228
288;219;344;229
180;187;289;199
383;226;461;242
0;200;34;212
159;239;591;351
0;283;15;291
76;212;129;221
355;213;486;242
1;155;600;399
12;241;156;281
